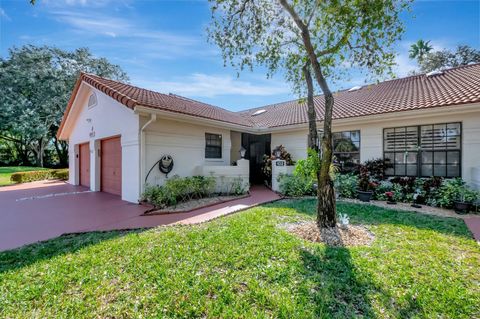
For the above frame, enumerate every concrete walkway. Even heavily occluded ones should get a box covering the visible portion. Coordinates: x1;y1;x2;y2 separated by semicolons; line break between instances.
464;217;480;242
0;181;280;251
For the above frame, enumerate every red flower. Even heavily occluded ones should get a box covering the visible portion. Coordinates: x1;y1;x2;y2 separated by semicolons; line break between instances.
385;191;394;197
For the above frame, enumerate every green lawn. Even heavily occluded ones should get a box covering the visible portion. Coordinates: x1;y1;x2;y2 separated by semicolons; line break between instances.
1;201;479;318
0;166;47;186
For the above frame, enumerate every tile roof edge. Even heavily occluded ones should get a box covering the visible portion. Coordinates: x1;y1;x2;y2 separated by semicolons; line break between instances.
135;103;254;128
236;63;480;113
81;73;139;108
263;100;480;129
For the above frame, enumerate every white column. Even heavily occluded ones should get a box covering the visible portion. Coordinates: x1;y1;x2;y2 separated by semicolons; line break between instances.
236;158;250;191
90;139;100;191
70;142;79;185
271;159;287;192
122;137;141;203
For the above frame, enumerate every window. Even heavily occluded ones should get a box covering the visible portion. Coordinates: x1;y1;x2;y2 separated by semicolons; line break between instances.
87;93;97;109
383;122;461;177
205;133;222;159
333;130;360;172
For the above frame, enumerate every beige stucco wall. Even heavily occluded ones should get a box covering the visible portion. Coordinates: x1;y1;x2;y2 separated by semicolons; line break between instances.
143;117;233;187
270;107;480;186
271;129;309;161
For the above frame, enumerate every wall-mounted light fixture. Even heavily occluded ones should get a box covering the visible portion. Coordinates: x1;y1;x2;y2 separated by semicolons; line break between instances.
274;147;282;159
239;146;246;159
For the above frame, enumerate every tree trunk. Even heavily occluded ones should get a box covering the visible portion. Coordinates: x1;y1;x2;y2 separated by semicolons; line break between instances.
53;137;69;167
32;138;45;167
15;142;30;166
279;0;337;228
317;92;336;228
303;62;318;152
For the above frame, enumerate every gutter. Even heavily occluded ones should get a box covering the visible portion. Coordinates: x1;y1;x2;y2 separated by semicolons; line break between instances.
140;114;157;195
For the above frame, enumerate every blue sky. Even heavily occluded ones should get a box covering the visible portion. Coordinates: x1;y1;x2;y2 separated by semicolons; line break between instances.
0;0;479;111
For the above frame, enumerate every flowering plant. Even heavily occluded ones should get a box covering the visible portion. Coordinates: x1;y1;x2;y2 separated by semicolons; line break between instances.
385;191;394;201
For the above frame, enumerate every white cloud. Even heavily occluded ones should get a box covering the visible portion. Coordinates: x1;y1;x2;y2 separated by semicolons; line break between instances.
0;8;11;21
394;52;418;77
51;11;130;37
45;10;206;59
135;73;291;98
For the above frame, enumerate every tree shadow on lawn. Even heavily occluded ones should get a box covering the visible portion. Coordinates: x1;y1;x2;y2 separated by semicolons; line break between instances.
300;245;423;318
267;199;473;240
0;229;145;274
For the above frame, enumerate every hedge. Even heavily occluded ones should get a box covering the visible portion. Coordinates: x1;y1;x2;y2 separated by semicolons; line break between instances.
10;169;69;183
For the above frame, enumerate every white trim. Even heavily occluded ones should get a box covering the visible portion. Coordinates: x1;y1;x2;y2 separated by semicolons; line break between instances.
136;102;480;135
140;114;157;194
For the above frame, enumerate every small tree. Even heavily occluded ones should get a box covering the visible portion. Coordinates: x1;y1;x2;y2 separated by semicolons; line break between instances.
209;0;410;229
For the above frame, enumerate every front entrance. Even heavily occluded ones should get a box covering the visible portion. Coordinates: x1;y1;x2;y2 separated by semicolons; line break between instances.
101;136;122;196
241;133;271;184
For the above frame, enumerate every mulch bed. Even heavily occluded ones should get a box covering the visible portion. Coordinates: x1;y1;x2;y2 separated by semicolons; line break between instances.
282;221;375;247
143;194;250;216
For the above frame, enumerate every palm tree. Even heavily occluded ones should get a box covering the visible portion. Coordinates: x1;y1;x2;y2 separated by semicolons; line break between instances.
409;40;433;62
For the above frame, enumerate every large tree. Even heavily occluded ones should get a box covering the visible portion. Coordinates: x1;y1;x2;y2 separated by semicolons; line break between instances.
0;45;128;167
417;45;480;73
209;0;410;228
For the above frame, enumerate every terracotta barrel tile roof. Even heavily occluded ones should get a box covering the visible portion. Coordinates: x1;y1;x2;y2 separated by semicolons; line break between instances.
240;63;480;127
59;64;480;137
81;73;253;127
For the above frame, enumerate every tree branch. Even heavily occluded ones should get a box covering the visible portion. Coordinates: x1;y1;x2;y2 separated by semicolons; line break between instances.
317;29;352;56
278;0;331;95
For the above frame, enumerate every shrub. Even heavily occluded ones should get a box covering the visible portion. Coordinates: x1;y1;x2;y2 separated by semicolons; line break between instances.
374;180;393;200
142;175;248;209
191;175;216;198
364;158;387;180
10;169;69;183
229;176;248;195
421;176;443;205
295;148;339;182
278;174;315;197
335;173;358;198
52;169;69;180
436;178;479;208
357;165;377;192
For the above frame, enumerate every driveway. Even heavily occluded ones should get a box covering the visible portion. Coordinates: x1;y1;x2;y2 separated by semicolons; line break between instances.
0;181;280;251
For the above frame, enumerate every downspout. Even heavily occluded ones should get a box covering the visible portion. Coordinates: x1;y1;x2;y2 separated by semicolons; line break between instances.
140;114;157;196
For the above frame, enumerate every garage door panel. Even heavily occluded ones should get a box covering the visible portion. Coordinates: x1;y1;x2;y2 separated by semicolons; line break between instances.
101;137;121;196
79;143;90;188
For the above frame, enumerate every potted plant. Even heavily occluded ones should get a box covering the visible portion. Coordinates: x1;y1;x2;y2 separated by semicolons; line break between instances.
357;165;376;202
411;191;422;208
453;188;477;214
385;191;396;204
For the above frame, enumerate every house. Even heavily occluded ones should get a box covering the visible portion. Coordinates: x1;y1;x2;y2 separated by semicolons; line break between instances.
57;64;480;203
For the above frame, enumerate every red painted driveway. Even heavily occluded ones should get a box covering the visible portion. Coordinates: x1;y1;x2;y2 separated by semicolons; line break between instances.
0;181;280;251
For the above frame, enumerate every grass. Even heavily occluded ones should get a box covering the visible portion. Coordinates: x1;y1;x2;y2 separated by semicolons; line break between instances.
0;166;47;186
0;200;479;318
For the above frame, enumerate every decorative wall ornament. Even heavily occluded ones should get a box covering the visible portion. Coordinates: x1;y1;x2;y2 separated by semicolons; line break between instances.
144;154;175;184
159;155;174;175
